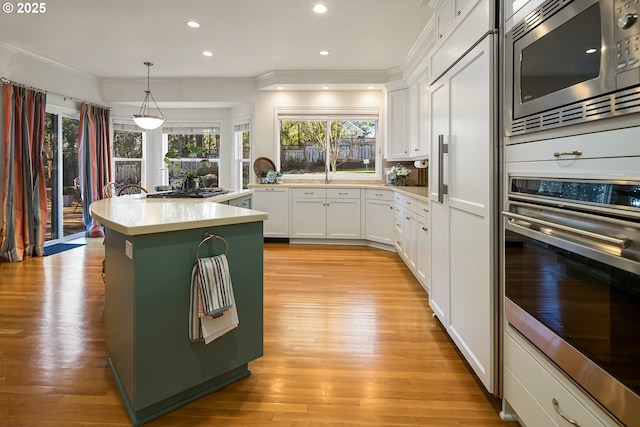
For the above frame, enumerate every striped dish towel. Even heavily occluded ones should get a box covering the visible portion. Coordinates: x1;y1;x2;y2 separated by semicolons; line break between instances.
189;254;236;342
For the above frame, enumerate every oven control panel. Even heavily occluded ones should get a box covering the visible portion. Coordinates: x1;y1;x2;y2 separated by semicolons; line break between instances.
615;0;640;72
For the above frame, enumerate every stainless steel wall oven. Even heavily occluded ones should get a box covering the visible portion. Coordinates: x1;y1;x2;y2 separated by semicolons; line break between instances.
506;0;640;135
503;176;640;426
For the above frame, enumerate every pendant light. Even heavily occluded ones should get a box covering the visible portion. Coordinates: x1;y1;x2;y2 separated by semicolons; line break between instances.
131;61;165;130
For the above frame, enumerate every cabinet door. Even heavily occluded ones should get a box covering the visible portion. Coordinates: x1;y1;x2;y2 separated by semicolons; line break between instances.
365;199;394;245
402;208;417;273
291;199;326;238
326;199;361;239
416;215;429;294
436;1;454;40
428;75;450;325
252;188;289;238
386;89;410;159
228;194;251;209
409;81;420;156
448;38;493;393
429;37;495;392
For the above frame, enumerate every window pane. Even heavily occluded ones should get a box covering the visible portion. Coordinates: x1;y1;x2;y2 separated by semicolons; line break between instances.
114;130;143;158
167;133;219;159
279;118;377;175
280;120;327;174
332;120;377;174
115;161;142;186
242;130;250;159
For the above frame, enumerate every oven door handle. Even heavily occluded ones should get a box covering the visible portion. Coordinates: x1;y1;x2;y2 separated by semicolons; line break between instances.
503;211;630;249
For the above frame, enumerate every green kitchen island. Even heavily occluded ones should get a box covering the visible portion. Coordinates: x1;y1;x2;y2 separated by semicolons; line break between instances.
90;194;267;426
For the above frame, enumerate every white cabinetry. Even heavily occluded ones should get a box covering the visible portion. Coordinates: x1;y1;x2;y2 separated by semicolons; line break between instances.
251;186;289;238
429;0;492;82
365;189;394;245
291;188;361;239
387;73;430;161
386;89;410;159
393;192;429;293
428;36;496;392
504;331;614;427
415;201;429;293
409;74;431;158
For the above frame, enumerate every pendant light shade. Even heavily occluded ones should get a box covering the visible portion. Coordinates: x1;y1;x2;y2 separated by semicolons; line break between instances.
132;62;165;130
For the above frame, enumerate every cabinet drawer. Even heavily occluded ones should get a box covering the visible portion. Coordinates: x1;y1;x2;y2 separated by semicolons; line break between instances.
504;333;606;427
292;188;326;199
365;189;393;201
416;200;429;218
505;126;640;163
394;192;419;212
327;188;360;199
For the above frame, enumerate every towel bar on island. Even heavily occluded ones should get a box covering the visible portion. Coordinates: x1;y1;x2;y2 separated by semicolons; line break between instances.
195;232;229;261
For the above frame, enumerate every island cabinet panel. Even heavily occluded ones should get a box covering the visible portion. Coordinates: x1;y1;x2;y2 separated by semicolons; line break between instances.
104;221;264;425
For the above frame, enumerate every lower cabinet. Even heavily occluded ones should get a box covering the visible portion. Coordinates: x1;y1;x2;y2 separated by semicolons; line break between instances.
251;187;290;238
416;213;429;293
504;331;613;427
226;194;251;209
365;189;394;245
393;192;429;292
291;188;361;239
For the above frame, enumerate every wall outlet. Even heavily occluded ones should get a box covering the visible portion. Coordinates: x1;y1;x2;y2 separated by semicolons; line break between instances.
125;240;133;259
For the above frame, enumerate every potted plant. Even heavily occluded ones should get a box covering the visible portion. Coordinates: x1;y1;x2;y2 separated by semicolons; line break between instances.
386;164;411;186
259;171;269;184
62;186;76;207
185;171;198;189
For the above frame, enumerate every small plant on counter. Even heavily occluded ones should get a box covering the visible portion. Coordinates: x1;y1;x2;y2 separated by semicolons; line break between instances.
387;163;411;186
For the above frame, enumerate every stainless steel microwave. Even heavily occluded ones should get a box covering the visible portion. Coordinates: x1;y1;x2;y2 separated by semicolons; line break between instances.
506;0;640;135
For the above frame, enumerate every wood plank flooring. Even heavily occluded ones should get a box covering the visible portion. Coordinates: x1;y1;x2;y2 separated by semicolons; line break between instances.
0;239;518;426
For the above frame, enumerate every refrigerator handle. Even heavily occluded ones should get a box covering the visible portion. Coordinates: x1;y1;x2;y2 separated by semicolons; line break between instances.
437;134;448;203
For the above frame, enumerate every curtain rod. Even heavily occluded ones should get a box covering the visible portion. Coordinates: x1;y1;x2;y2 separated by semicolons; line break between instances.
1;76;112;111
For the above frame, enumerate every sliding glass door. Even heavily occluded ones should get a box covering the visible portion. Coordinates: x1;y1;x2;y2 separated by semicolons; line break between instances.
44;111;83;242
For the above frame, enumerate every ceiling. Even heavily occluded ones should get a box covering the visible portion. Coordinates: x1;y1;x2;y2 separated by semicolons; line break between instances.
0;0;434;83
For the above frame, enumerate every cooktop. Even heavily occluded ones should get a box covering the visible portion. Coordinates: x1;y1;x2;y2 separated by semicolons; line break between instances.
146;188;230;199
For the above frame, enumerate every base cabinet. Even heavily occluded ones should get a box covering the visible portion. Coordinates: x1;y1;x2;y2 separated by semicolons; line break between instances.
393;192;429;292
365;190;394;245
251;187;290;238
291;188;361;239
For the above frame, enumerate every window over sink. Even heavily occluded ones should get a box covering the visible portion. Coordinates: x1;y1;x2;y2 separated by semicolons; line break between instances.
277;108;379;180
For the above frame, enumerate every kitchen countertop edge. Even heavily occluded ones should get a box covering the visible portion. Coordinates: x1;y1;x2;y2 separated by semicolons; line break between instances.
90;190;267;236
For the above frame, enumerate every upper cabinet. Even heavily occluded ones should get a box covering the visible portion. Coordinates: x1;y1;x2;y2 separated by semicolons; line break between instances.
385;71;430;161
386;87;410;159
428;0;492;83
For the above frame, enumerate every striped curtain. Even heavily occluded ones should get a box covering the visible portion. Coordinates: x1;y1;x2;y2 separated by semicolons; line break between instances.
78;104;111;237
0;84;47;262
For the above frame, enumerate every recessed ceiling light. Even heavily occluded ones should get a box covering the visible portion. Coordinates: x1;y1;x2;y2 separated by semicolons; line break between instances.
320;50;329;56
367;86;375;90
277;86;284;90
322;86;329;90
202;51;213;57
187;21;200;28
313;4;328;14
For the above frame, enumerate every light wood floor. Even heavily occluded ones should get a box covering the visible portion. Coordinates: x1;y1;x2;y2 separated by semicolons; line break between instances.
0;239;518;426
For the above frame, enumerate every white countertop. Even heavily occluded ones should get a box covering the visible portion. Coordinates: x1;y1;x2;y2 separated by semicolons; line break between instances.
249;183;429;202
90;193;267;236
